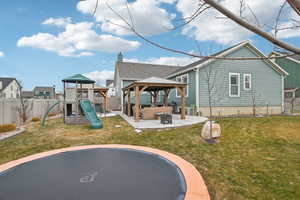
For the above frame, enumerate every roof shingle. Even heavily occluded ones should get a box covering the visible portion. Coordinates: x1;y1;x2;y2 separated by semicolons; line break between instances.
116;62;183;80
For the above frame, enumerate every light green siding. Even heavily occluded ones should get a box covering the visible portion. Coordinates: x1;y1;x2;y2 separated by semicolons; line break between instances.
198;46;282;107
274;57;300;97
123;80;163;105
168;70;196;106
168;46;283;108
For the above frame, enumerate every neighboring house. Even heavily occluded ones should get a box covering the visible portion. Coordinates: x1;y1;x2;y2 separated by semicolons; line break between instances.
106;79;116;97
21;91;34;99
114;41;288;116
33;86;55;99
114;53;183;105
0;78;21;99
269;51;300;98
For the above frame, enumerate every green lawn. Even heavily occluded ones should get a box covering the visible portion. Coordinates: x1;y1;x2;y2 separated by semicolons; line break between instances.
0;116;299;200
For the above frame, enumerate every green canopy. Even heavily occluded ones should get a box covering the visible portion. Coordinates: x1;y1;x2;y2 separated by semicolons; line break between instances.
62;74;95;84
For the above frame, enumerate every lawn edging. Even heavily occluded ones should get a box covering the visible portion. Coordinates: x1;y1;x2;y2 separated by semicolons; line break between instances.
0;128;26;141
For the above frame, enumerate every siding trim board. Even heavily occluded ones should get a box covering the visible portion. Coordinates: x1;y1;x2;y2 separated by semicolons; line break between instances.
246;45;288;76
167;42;288;79
271;51;300;65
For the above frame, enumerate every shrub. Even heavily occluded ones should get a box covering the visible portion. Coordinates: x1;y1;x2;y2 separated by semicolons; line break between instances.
0;124;16;133
31;117;40;122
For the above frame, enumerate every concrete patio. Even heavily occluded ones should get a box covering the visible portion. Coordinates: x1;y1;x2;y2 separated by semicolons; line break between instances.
119;112;207;129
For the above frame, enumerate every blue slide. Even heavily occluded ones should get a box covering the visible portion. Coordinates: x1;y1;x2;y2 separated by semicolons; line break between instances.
80;100;103;129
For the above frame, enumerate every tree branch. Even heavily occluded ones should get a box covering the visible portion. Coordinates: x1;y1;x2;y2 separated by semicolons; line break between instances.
287;0;300;16
202;0;300;54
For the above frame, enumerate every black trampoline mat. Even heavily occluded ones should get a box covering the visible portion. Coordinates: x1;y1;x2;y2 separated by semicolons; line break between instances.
0;148;186;200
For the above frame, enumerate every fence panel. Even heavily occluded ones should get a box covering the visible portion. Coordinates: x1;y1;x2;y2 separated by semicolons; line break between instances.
0;99;62;125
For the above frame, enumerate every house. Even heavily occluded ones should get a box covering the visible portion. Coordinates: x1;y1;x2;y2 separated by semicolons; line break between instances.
0;77;21;99
114;53;183;106
269;52;300;98
21;91;34;99
114;41;288;116
106;79;116;97
33;86;55;99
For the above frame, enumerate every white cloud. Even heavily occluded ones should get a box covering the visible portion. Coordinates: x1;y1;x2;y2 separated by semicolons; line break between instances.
124;56;198;66
77;0;176;36
84;70;114;85
176;0;291;44
17;21;141;57
42;17;72;27
276;10;300;39
0;51;4;57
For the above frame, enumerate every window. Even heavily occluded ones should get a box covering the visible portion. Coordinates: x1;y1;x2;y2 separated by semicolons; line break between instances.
229;73;240;97
176;74;188;97
243;74;251;90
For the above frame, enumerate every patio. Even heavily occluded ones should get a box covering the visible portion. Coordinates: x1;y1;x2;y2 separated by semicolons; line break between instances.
119;112;207;129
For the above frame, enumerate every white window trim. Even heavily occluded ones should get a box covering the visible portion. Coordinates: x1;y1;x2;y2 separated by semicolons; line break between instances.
229;72;240;97
176;74;189;98
243;73;252;91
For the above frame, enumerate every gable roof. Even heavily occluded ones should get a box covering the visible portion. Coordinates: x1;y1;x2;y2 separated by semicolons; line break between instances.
0;78;20;93
167;41;246;77
123;76;186;91
167;41;288;78
116;62;183;80
271;51;300;65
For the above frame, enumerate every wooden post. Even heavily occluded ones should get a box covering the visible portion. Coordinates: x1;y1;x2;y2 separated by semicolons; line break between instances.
177;86;186;120
105;91;109;111
63;81;66;123
163;89;170;106
127;89;131;116
135;86;140;122
122;90;126;114
153;91;158;104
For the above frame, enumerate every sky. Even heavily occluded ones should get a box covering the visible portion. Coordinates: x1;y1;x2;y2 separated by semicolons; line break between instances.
0;0;299;91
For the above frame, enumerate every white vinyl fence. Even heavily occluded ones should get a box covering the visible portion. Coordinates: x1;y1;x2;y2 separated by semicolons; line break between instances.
0;99;62;126
284;98;300;113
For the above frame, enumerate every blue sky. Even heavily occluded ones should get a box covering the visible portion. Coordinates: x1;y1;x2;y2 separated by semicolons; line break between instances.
0;0;299;91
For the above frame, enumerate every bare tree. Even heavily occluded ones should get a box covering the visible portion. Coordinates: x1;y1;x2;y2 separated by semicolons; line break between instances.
201;63;227;140
250;90;257;116
82;0;300;56
16;81;31;124
203;65;217;139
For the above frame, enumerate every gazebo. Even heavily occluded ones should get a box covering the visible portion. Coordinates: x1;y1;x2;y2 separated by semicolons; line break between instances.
122;77;187;122
62;74;109;124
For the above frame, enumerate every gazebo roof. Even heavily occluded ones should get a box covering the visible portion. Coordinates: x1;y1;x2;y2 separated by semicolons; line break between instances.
123;77;186;92
62;74;95;84
136;77;184;84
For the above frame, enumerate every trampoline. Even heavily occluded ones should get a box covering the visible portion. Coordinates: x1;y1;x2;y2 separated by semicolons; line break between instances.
0;145;210;200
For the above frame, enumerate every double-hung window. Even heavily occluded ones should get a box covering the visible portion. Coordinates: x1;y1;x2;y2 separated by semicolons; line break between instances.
229;73;240;97
176;74;188;97
243;74;252;90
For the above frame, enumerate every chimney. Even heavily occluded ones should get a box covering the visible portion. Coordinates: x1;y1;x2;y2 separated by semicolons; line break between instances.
117;52;123;62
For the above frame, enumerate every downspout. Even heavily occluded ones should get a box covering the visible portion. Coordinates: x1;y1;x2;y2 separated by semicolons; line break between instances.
282;75;285;113
121;80;124;112
194;68;200;110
